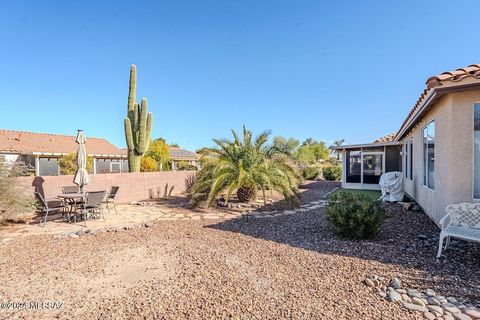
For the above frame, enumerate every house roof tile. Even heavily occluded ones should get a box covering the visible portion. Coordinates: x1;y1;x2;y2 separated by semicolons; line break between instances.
0;129;125;156
373;133;396;143
396;63;480;140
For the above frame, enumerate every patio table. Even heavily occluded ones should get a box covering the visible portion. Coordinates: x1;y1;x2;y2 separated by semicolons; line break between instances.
57;193;85;217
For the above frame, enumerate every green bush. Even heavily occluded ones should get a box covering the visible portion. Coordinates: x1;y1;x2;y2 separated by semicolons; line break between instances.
326;192;387;240
323;165;342;181
176;161;197;171
301;167;320;180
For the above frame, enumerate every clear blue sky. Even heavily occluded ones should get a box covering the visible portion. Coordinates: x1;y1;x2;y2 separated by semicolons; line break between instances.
1;1;479;151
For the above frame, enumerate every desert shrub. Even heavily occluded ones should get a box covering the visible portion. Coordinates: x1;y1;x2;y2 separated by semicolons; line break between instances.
326;192;387;240
302;166;320;180
140;157;158;172
176;161;197;171
184;172;197;195
58;152;94;175
0;163;35;223
323;165;342;181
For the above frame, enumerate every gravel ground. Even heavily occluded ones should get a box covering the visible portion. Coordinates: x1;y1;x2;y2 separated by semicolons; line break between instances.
0;181;479;319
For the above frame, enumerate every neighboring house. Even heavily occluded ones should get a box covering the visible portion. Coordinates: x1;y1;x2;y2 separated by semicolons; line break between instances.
0;129;128;176
168;147;200;170
333;63;480;225
120;146;201;170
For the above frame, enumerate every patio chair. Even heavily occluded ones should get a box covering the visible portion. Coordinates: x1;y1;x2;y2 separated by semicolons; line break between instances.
104;186;119;214
78;191;106;226
436;203;480;258
35;192;67;227
62;186;80;194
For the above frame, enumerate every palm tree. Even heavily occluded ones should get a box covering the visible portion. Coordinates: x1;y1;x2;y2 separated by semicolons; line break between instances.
191;126;301;207
330;139;345;161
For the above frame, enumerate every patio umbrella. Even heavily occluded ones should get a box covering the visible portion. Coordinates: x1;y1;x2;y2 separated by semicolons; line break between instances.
73;129;89;193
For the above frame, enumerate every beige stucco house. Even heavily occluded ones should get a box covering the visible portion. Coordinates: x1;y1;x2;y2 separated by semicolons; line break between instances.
333;64;480;225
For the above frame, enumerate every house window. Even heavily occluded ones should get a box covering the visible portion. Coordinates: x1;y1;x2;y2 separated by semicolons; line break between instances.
409;140;413;179
473;104;480;199
38;158;60;176
346;150;361;183
110;161;121;173
404;140;413;180
423;121;435;189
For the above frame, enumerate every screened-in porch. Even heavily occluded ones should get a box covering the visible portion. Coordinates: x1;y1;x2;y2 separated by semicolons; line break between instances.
339;143;402;190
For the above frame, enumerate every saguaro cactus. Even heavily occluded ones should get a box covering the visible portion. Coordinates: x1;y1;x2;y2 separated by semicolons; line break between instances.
124;65;153;172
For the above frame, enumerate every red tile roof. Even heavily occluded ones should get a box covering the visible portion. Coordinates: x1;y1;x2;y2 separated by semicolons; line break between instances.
0;129;125;156
373;133;396;143
396;63;480;140
426;64;480;89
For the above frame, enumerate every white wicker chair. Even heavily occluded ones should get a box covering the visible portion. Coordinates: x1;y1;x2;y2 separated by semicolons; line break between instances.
436;203;480;258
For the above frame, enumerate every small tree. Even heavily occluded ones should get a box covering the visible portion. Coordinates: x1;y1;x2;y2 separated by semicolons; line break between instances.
58;152;93;175
146;138;170;170
297;141;330;164
140;156;158;172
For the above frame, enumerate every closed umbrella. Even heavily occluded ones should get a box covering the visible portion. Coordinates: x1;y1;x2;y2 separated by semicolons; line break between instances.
73;130;89;193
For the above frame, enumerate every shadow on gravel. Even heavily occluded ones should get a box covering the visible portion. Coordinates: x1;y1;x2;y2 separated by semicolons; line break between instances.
208;181;480;302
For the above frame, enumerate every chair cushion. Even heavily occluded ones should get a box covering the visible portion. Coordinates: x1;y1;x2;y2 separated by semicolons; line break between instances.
443;226;480;243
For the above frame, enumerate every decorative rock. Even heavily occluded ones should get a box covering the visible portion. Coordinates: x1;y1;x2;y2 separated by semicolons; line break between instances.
388;290;402;302
448;297;459;304
429;297;443;306
412;297;426;307
423;311;436;320
426;289;436;297
144;221;154;227
443;303;462;315
403;302;427;313
75;229;85;236
390;277;401;289
402;294;412;303
452;314;472;320
68;233;79;238
444;315;455;320
397;289;407;294
408;290;423;299
427;305;444;315
363;278;375;287
463;309;480;319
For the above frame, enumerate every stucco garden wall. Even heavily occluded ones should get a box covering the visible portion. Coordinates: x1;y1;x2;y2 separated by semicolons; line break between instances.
18;171;194;203
402;89;480;224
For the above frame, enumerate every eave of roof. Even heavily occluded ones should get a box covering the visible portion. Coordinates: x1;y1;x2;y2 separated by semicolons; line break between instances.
331;141;402;150
395;80;480;140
